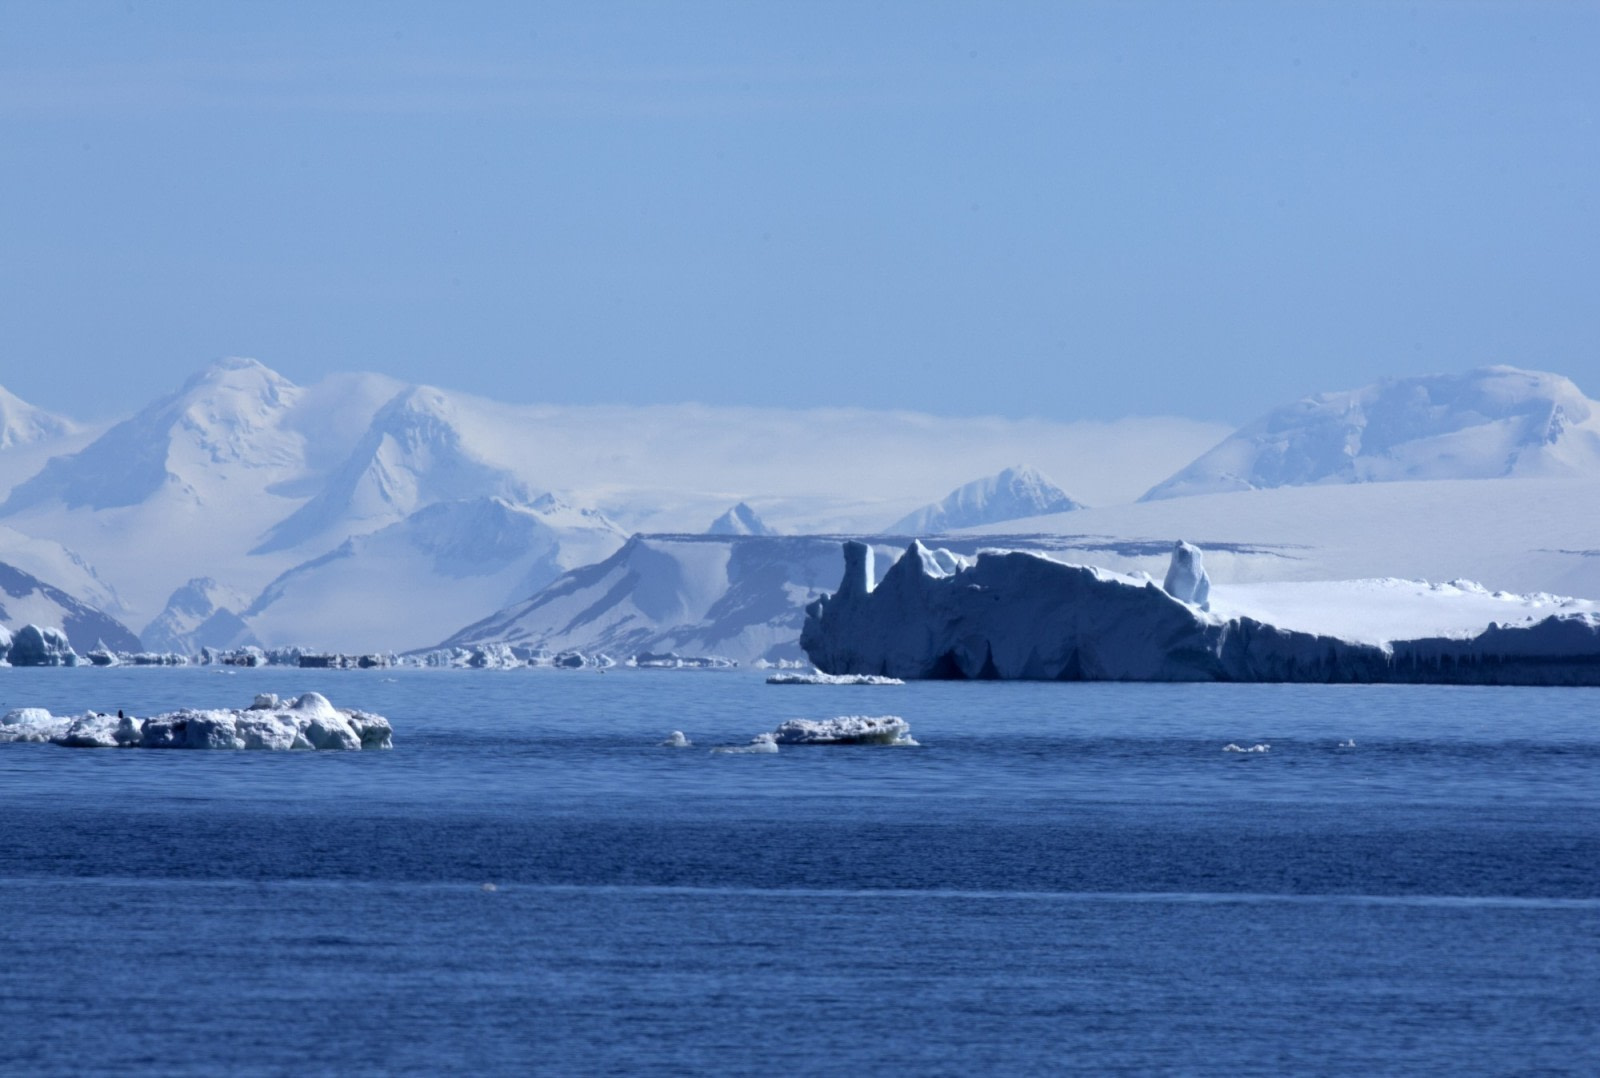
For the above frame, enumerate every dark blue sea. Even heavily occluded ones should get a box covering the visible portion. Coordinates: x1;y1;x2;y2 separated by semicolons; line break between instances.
2;668;1597;1075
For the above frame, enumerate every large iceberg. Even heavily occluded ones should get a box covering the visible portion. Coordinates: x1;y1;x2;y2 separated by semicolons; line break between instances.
801;540;1600;685
0;692;392;750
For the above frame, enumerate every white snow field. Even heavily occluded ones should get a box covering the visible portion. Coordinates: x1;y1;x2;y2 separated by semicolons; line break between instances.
801;540;1600;684
965;475;1600;600
1143;366;1600;501
0;692;392;750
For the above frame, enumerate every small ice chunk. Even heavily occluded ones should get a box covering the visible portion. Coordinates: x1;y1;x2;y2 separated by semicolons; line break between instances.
712;732;780;754
766;670;904;686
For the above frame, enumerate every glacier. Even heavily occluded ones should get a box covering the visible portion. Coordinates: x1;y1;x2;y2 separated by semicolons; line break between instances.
0;693;392;750
801;540;1600;685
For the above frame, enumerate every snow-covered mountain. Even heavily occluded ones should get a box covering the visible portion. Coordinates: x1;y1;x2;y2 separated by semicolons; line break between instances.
1;357;308;514
888;465;1085;534
0;385;76;450
0;560;140;654
1142;366;1600;501
141;577;252;655
0;359;404;619
436;534;874;663
253;385;531;555
236;495;627;653
707;502;776;536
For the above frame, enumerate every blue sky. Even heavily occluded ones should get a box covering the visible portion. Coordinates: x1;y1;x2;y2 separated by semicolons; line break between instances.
2;1;1595;423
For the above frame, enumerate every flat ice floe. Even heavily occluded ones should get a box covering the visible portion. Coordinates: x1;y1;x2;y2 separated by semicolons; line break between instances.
765;670;904;686
772;715;915;745
0;693;392;750
713;715;917;752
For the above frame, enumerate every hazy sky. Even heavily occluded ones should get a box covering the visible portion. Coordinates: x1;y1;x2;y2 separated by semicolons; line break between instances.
3;1;1595;423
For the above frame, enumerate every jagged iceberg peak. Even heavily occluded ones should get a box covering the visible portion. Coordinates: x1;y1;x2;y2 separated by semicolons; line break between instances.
888;464;1085;534
0;384;77;450
1142;365;1600;501
708;502;776;536
1;356;305;514
1162;540;1211;610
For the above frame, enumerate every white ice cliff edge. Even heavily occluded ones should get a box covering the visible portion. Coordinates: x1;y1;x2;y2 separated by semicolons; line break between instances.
801;540;1600;685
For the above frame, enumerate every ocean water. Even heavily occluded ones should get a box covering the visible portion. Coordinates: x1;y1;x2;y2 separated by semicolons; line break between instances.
2;667;1598;1075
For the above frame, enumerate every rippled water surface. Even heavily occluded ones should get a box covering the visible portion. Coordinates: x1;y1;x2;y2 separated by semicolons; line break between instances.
3;668;1598;1074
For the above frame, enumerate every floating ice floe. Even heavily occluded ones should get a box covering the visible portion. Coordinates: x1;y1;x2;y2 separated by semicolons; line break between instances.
1223;743;1271;754
773;715;916;745
0;692;392;750
765;670;904;686
712;715;918;754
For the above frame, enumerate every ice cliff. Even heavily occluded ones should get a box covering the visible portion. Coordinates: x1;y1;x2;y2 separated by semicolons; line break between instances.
801;540;1600;685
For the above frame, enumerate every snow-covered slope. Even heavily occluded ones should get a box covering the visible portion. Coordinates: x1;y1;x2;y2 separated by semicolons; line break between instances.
0;359;403;621
0;561;140;653
253;385;531;555
1143;366;1600;501
708;502;776;536
0;384;77;450
238;496;627;653
437;534;883;663
801;540;1600;684
1;357;306;514
141;578;252;655
0;523;125;618
888;465;1085;534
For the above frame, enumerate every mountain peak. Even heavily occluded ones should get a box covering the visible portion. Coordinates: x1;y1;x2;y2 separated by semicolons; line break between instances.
251;384;531;555
1141;365;1600;501
888;465;1085;534
708;502;776;536
0;359;304;515
0;384;76;450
